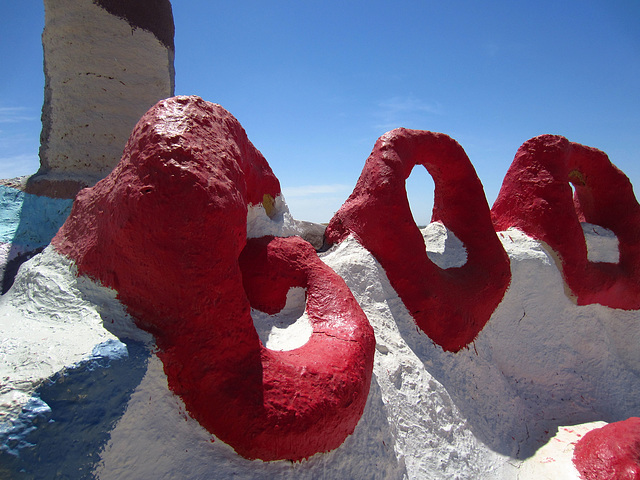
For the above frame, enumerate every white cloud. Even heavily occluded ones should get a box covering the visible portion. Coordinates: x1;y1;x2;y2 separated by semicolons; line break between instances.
373;95;442;132
282;183;352;198
0;107;38;124
280;184;354;223
0;153;39;179
378;96;441;115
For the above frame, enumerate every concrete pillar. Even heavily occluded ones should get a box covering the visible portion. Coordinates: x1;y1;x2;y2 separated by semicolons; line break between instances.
28;0;175;198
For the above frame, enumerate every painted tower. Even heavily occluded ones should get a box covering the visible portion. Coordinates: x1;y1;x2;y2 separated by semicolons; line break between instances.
28;0;175;198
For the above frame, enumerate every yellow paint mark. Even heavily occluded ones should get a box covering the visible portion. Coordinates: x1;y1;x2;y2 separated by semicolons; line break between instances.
263;193;276;219
568;169;586;186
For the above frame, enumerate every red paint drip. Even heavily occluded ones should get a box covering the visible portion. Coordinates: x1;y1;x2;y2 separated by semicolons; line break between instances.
573;418;640;480
492;135;640;309
325;129;511;352
52;96;374;461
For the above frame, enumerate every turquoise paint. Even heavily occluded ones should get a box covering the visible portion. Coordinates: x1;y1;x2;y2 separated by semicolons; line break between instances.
0;185;73;249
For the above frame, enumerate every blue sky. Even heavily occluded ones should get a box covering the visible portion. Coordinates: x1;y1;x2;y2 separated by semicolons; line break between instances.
1;1;639;223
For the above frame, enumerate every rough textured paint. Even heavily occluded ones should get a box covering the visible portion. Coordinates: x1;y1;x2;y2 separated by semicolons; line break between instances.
492;135;640;309
93;0;175;49
0;184;73;292
238;236;375;459
573;417;640;479
30;0;175;198
325;129;511;352
52;95;374;461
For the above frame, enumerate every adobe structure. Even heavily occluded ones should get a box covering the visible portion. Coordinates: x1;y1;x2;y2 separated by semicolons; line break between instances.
1;95;640;477
26;0;175;198
1;0;639;476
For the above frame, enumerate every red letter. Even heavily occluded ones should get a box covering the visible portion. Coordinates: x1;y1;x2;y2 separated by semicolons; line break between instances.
53;96;375;460
492;135;640;309
326;129;511;352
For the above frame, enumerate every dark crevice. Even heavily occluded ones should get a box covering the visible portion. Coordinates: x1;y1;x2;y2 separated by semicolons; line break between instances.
1;247;44;294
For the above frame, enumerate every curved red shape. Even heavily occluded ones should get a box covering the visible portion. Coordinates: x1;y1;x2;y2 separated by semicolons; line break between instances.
238;235;375;459
325;129;511;352
492;135;640;309
52;95;375;461
573;418;640;480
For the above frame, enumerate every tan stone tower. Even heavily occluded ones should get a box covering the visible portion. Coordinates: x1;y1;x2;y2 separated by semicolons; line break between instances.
28;0;175;198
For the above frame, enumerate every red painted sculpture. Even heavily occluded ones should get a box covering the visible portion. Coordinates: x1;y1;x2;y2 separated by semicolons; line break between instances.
492;135;640;309
573;418;640;480
48;93;640;464
325;129;511;352
52;96;375;461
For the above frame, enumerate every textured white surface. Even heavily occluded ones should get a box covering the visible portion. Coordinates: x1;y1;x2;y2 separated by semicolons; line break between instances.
322;236;513;479
517;421;607;479
251;286;313;351
421;221;467;268
247;195;327;248
39;0;174;182
0;247;151;420
93;353;405;479
582;222;619;263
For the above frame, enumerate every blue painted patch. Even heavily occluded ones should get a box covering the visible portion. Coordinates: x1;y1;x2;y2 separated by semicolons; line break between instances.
91;338;130;361
0;340;150;479
0;185;73;249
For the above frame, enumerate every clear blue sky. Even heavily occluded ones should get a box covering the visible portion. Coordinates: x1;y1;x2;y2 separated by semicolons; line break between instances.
1;1;639;224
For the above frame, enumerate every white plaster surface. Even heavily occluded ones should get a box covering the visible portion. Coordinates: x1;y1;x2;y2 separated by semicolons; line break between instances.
39;0;174;183
247;194;327;249
251;286;313;351
582;222;619;263
0;246;151;421
516;421;607;479
421;221;467;268
0;242;15;270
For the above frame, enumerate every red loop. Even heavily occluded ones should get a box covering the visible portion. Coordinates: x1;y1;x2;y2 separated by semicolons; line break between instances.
326;129;511;352
238;235;375;459
52;96;375;461
492;135;640;309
